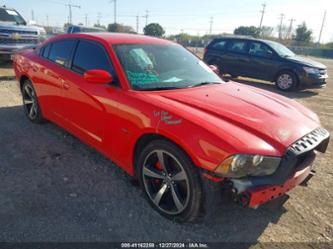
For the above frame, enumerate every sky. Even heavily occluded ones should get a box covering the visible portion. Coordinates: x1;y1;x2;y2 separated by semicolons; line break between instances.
3;0;332;43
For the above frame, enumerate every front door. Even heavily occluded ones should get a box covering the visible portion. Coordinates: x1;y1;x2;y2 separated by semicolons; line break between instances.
247;41;279;80
61;39;117;148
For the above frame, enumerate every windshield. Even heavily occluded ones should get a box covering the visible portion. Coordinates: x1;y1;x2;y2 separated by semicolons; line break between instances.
113;44;223;90
0;8;26;25
266;41;295;57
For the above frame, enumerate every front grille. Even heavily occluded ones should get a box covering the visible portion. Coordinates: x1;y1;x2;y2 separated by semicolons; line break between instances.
288;127;329;155
0;29;38;35
0;38;38;44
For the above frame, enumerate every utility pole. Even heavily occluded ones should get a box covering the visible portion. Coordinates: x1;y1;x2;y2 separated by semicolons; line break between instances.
143;9;149;26
65;3;80;24
136;14;139;33
209;16;213;34
287;18;295;39
31;10;34;21
109;0;117;23
278;13;285;39
85;14;88;26
46;14;49;27
259;3;266;30
318;10;327;44
97;12;102;25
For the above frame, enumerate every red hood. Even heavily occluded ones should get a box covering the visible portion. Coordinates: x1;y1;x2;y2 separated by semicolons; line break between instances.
152;82;320;152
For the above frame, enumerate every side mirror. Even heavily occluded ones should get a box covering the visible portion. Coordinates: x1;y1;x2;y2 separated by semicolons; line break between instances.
209;65;220;75
84;70;112;84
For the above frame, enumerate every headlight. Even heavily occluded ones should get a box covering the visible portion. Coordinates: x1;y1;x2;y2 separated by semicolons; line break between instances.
303;66;320;74
215;154;281;178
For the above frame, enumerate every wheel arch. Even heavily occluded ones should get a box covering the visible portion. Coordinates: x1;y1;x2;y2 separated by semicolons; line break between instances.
132;133;198;179
19;75;30;90
274;68;300;87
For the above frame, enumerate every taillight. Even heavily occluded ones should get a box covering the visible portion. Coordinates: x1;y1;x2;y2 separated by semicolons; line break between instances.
204;48;208;54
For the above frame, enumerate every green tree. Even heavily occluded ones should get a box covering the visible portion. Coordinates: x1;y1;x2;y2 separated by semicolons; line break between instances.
324;42;333;49
144;23;165;37
107;23;135;33
294;22;312;43
234;26;260;38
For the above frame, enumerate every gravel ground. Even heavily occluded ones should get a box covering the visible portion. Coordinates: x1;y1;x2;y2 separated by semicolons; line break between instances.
0;56;332;246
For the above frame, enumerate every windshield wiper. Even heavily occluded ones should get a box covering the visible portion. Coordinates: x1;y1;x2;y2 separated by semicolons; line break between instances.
187;82;221;88
140;86;182;91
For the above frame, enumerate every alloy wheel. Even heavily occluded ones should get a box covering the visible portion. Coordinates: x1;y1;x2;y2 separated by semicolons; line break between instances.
277;73;293;90
22;84;38;120
142;149;190;215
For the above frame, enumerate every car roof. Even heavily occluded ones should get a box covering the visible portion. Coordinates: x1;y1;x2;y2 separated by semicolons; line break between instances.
211;36;272;44
48;32;174;45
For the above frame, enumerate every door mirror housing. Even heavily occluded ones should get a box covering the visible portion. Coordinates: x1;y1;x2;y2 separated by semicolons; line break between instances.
209;65;220;75
84;70;112;84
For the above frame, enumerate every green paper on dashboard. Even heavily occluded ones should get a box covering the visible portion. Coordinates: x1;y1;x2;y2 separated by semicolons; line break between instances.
126;70;160;86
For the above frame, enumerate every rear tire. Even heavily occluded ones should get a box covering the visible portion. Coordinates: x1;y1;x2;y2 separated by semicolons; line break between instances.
137;140;203;222
275;71;297;91
21;79;45;123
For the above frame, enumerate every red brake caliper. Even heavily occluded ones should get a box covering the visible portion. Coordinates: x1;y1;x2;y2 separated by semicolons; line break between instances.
155;161;163;184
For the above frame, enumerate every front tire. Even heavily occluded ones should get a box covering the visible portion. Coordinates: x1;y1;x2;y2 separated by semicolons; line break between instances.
275;71;297;91
138;140;202;222
21;79;45;123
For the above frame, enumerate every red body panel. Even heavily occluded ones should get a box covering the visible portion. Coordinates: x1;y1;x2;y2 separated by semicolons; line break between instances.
13;33;322;178
248;162;314;208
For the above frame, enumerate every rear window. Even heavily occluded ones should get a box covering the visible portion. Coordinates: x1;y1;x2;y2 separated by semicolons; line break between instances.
211;40;226;50
48;40;76;67
227;40;248;53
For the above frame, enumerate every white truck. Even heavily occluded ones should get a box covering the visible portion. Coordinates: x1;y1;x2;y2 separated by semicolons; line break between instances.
0;5;45;62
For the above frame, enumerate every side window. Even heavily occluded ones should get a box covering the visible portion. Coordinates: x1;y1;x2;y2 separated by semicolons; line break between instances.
48;40;76;67
249;42;273;58
211;40;226;50
227;40;248;54
41;44;51;58
72;40;115;77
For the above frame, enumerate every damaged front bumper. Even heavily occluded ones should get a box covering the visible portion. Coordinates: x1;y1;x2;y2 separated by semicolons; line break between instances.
227;127;330;208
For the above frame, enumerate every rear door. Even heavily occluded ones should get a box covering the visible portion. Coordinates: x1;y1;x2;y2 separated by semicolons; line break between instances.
247;41;279;80
36;39;76;123
224;39;250;76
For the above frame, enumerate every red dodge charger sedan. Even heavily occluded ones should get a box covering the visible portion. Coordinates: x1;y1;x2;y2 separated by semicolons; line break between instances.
13;33;329;222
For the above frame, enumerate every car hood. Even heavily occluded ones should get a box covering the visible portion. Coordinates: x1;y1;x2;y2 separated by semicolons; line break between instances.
152;82;320;152
286;55;326;69
0;23;39;33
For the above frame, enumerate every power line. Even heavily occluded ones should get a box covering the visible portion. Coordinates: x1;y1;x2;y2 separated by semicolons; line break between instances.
318;10;327;44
